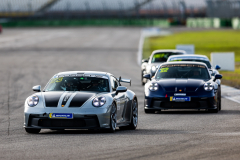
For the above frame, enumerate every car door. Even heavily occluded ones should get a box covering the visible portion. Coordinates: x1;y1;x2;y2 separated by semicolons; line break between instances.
110;76;127;123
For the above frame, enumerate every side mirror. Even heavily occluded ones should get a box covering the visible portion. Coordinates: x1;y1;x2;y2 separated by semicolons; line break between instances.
215;65;221;70
142;59;148;63
32;85;41;92
143;74;151;80
116;86;127;95
214;74;222;81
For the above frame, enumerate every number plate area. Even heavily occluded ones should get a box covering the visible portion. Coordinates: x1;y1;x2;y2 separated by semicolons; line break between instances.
170;96;191;102
49;113;73;119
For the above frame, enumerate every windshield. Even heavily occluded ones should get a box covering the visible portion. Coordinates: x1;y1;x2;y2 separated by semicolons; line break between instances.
169;58;212;68
44;76;110;92
155;64;210;80
151;52;183;63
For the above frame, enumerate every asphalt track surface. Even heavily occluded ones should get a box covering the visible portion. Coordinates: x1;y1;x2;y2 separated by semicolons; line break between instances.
0;27;240;160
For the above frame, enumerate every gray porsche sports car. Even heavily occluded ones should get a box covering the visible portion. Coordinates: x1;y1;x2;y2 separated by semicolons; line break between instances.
24;71;138;133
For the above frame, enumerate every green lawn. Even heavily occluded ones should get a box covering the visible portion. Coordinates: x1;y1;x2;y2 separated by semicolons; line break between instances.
143;30;240;88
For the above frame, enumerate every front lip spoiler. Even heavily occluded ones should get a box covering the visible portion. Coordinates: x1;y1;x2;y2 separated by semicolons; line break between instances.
144;106;217;110
23;126;110;129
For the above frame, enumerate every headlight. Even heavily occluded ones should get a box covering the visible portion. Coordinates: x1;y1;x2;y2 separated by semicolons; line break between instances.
151;66;156;72
27;95;39;107
204;83;213;91
92;96;106;107
149;83;158;91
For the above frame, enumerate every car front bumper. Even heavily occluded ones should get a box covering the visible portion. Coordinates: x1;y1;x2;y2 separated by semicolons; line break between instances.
144;96;217;111
24;106;112;129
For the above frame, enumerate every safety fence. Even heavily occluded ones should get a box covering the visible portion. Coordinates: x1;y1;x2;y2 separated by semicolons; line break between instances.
0;18;170;28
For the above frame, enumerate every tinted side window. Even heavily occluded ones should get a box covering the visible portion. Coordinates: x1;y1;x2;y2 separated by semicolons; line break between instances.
110;76;119;91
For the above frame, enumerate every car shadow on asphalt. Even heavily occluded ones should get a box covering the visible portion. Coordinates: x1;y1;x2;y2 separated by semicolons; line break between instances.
150;109;240;115
153;110;213;114
39;129;115;135
39;128;187;135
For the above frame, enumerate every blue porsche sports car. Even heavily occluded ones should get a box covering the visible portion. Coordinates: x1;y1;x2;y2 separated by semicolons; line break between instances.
143;61;222;113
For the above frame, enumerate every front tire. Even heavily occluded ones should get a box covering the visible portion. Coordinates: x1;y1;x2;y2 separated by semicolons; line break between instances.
218;86;222;111
120;99;138;130
141;70;146;86
25;128;41;134
107;103;117;133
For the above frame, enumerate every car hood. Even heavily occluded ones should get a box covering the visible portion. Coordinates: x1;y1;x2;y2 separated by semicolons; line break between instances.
42;91;97;107
157;79;206;92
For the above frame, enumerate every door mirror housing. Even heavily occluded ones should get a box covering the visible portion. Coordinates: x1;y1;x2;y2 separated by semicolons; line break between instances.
214;74;222;81
32;85;41;92
142;59;148;63
215;65;221;70
143;74;151;80
116;86;127;95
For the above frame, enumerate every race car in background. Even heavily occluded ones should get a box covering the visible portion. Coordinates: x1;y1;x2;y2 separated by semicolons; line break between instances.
143;62;222;113
167;55;222;107
24;71;138;133
141;50;187;85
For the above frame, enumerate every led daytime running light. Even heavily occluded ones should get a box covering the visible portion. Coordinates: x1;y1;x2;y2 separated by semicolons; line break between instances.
27;95;39;107
204;83;213;91
151;66;156;72
92;96;106;107
149;83;158;91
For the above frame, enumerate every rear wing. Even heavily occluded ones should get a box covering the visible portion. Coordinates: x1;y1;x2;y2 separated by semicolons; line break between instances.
117;77;131;86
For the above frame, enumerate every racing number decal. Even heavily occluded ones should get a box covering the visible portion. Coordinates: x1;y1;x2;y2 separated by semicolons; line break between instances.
50;77;63;84
160;68;169;73
56;77;63;82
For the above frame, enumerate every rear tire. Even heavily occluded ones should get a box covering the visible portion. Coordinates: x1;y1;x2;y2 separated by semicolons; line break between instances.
25;128;41;134
120;99;138;130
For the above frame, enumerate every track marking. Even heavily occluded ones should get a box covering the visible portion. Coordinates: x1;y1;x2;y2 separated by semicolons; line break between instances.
7;72;11;136
222;96;240;104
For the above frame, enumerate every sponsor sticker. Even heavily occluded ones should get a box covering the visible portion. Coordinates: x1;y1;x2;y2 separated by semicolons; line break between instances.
50;77;63;84
49;113;73;119
159;67;169;73
170;96;191;102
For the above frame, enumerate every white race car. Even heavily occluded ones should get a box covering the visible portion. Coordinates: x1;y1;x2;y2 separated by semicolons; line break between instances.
141;50;187;85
